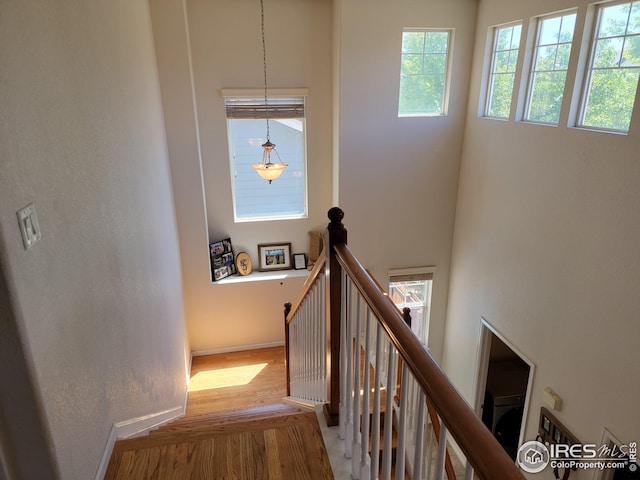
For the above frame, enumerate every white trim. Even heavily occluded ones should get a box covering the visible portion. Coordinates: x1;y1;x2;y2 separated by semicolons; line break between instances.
472;318;536;464
94;405;185;480
220;87;309;98
115;406;185;439
94;425;118;480
388;265;437;278
192;340;285;357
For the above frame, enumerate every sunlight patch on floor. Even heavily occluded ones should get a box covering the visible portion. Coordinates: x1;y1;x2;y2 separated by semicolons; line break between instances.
189;363;268;391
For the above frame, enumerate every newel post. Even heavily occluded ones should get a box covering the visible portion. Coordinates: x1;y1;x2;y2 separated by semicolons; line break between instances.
323;207;346;427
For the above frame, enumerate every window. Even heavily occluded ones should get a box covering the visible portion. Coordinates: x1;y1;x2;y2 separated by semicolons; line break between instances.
485;23;523;118
398;29;452;116
579;1;640;132
388;268;434;347
223;91;308;222
525;12;577;123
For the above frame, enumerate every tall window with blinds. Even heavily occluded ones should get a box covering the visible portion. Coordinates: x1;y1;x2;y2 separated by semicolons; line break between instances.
224;91;308;222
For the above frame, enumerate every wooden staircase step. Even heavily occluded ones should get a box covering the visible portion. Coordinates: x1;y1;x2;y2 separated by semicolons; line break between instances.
152;403;302;432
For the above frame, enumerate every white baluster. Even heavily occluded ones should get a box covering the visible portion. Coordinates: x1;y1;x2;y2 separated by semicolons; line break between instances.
352;295;362;478
395;362;408;480
412;391;426;480
360;308;372;480
371;323;383;480
381;346;397;480
339;272;347;440
344;281;354;459
434;421;447;480
464;461;474;480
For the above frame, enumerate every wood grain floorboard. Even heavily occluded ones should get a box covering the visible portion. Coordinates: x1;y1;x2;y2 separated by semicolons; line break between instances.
104;347;333;479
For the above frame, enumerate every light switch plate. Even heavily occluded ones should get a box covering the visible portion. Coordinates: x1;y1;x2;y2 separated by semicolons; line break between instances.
17;203;42;250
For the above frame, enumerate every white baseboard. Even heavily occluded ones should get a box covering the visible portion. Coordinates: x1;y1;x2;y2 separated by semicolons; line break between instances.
192;340;284;357
94;404;185;480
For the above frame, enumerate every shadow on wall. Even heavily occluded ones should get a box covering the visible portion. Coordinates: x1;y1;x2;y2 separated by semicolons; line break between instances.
0;244;58;479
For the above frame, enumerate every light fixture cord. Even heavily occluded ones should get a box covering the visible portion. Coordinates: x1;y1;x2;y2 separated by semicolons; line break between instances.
261;0;270;142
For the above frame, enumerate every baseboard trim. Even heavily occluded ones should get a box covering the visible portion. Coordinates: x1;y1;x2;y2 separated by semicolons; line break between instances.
94;404;185;480
192;341;284;357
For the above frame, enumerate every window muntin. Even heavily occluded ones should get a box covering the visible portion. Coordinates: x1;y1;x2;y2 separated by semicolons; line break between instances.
579;1;640;132
525;12;577;123
225;94;307;222
398;29;452;116
486;23;523;118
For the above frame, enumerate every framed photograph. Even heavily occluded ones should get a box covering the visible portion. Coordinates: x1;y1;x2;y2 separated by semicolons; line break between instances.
210;238;236;281
541;415;551;433
258;242;292;271
293;253;307;270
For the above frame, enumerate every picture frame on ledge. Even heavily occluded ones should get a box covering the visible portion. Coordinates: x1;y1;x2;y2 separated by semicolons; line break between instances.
293;253;307;270
258;242;292;271
210;238;236;281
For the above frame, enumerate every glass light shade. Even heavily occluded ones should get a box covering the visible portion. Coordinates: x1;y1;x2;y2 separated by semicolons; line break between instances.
252;140;287;183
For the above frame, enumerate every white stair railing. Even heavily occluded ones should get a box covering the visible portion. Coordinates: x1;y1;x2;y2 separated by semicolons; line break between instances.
284;258;327;404
285;208;525;480
338;271;458;480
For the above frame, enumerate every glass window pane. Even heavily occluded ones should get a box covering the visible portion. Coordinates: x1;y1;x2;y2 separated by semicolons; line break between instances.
399;29;450;116
536;45;557;71
228;117;306;220
539;16;562;45
525;13;576;124
594;37;625;68
488;73;515;117
423;53;446;74
599;3;631;38
401;54;423;74
528;71;567;123
628;2;640;34
402;32;425;53
622;35;640;66
425;32;449;53
583;68;639;130
555;43;572;69
560;14;577;41
494;50;512;73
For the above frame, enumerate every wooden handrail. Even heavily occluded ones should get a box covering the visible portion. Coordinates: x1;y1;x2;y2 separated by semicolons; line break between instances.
332;241;525;480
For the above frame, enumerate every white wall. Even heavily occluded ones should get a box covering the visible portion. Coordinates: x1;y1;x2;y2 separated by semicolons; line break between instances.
336;0;477;362
0;1;189;478
150;0;333;352
445;0;640;476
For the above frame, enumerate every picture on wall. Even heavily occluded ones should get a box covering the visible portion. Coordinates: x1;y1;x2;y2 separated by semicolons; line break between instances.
210;238;236;281
258;242;292;271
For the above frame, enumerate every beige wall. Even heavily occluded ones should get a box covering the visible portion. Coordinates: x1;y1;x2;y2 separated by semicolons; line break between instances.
445;0;640;476
151;0;333;353
0;1;189;478
152;0;475;358
336;0;478;361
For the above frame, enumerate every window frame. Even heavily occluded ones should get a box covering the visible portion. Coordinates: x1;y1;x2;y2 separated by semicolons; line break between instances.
524;11;578;125
577;0;640;133
222;88;309;223
484;22;523;119
398;28;454;117
388;266;436;348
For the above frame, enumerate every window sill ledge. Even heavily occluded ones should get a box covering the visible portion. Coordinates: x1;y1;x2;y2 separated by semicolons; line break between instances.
213;269;309;285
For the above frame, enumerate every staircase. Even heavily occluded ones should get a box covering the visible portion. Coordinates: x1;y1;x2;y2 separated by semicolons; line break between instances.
104;403;334;479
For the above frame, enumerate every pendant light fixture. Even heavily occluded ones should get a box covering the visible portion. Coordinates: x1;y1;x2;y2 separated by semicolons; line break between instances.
252;0;287;184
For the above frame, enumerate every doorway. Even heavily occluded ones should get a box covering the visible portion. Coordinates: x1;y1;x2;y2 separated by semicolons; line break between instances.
473;318;535;460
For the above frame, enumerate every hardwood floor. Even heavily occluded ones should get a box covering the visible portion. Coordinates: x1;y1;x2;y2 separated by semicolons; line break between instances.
104;347;333;479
